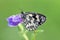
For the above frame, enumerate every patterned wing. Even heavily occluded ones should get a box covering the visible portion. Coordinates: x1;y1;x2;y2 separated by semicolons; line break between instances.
21;12;46;31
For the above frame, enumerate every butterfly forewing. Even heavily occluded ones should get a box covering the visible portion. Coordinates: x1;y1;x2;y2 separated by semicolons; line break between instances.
21;12;46;31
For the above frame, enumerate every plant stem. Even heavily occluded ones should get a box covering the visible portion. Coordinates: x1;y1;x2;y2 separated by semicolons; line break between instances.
18;24;29;40
34;31;36;40
32;30;36;40
23;33;29;40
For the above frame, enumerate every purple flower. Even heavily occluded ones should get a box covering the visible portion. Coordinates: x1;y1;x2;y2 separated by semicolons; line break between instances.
7;14;23;27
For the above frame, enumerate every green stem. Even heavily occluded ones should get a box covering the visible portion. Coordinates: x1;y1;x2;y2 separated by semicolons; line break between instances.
32;30;36;40
18;24;29;40
33;30;36;40
23;33;29;40
32;29;44;40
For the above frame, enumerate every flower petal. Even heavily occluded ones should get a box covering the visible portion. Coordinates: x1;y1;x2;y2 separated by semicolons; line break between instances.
7;14;23;27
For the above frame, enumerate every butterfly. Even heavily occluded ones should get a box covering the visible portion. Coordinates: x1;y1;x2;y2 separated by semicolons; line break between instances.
21;12;46;31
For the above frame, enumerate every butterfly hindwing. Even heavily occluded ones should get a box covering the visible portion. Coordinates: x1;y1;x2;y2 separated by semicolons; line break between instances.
21;12;46;31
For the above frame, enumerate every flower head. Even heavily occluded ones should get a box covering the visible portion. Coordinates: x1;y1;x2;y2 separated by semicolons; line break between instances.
7;14;23;27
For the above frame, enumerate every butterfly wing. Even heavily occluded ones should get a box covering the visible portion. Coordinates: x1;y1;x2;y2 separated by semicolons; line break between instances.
21;12;46;31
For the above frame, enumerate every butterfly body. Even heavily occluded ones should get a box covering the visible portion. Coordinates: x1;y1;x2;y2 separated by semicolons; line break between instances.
21;12;46;31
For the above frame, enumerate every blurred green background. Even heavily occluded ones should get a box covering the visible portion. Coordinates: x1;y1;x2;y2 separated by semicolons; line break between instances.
0;0;60;40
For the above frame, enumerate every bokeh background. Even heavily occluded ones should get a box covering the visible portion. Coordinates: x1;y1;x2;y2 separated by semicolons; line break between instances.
0;0;60;40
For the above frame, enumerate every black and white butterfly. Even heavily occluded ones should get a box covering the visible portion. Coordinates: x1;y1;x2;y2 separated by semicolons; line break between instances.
21;12;46;31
